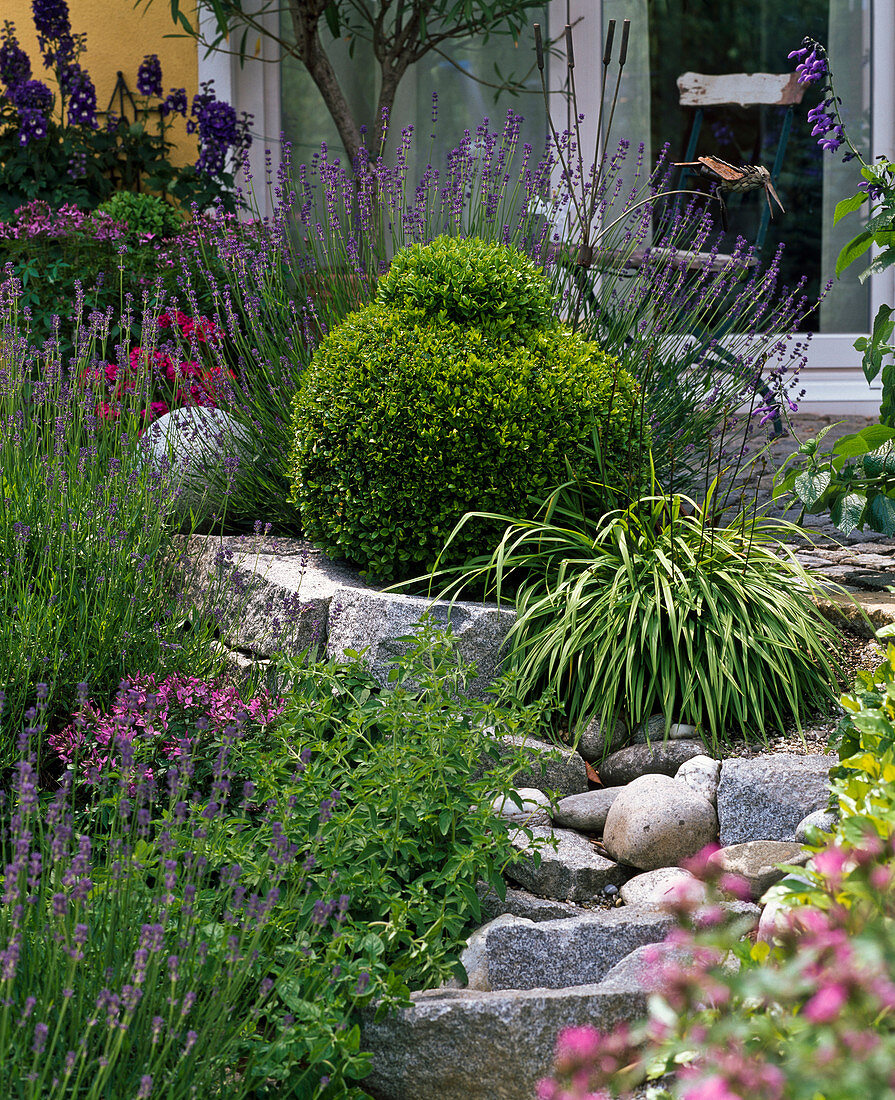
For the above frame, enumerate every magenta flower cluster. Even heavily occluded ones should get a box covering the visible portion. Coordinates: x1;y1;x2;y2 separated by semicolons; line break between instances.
538;831;895;1100
0;198;125;241
49;672;285;779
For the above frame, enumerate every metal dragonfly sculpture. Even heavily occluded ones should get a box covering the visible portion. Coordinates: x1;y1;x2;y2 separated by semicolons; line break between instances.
673;155;785;230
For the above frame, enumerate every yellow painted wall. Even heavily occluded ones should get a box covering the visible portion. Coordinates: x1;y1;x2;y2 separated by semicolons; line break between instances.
4;0;198;165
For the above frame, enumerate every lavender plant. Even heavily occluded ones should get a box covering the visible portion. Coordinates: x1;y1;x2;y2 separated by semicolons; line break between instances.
180;95;815;535
0;693;380;1098
0;273;231;757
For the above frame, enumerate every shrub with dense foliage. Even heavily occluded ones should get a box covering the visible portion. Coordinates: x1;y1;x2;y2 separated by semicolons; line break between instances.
290;238;646;581
376;235;557;338
98;191;183;240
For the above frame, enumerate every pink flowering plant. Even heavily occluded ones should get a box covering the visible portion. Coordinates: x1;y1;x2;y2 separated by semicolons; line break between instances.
49;672;284;783
79;309;235;427
539;642;895;1100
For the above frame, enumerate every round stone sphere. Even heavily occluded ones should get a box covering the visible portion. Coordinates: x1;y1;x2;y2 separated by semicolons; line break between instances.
142;405;252;527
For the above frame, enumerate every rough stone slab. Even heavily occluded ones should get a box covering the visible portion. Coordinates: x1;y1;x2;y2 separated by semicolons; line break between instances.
361;979;651;1100
180;534;517;699
487;733;588;798
600;740;707;786
178;534;366;657
482;908;675;990
553;788;622;832
717;754;833;845
507;825;627;901
476;882;585;924
327;586;516;699
812;589;893;638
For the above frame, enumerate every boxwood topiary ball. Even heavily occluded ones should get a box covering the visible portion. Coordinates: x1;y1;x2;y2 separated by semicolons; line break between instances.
376;235;556;338
290;302;646;583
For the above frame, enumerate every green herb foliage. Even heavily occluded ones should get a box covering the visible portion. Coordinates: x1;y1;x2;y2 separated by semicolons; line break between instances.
261;619;547;990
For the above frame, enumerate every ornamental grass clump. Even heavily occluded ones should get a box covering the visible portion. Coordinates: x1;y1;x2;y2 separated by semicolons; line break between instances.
440;466;843;749
0;693;379;1099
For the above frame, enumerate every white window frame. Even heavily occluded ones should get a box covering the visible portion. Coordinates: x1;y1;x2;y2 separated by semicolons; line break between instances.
558;0;892;412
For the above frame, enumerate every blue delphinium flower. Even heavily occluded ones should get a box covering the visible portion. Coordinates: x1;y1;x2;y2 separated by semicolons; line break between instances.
160;86;188;118
136;53;162;98
66;68;96;128
196;99;239;176
0;22;31;91
31;0;71;42
11;78;52;144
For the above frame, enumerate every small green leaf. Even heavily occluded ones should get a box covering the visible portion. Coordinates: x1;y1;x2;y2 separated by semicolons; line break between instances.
836;230;874;277
834;192;867;224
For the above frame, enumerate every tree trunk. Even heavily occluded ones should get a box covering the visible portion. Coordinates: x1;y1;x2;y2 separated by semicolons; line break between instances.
288;1;365;168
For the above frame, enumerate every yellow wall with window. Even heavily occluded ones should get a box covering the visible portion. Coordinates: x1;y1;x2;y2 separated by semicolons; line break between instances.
4;0;198;164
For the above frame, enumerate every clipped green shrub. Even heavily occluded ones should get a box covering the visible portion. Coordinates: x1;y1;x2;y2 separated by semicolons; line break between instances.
290;301;646;581
98;190;182;239
376;235;556;337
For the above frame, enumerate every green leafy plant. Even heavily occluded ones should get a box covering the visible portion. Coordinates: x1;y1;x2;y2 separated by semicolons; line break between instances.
774;420;895;535
290;280;646;581
97;191;182;240
441;469;844;749
775;40;895;534
0;701;381;1099
242;618;547;991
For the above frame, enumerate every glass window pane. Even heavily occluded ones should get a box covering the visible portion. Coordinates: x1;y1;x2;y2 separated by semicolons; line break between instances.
644;0;870;333
279;12;549;185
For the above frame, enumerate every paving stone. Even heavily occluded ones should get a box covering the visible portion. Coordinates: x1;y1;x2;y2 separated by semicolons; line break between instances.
475;882;584;924
360;979;652;1100
599;740;707;786
477;908;676;990
717;755;833;845
507;825;627;902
